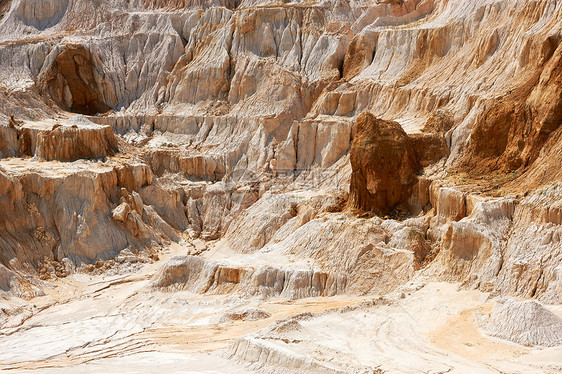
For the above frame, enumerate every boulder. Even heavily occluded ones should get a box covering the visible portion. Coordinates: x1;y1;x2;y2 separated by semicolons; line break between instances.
348;112;419;214
112;202;131;223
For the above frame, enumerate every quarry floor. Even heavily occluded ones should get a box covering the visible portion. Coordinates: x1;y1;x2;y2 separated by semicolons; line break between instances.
1;242;561;374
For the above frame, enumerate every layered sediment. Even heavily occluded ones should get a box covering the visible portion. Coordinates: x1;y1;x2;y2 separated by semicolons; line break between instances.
0;0;561;372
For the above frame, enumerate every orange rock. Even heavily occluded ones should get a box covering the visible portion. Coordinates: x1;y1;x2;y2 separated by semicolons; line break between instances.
348;112;419;214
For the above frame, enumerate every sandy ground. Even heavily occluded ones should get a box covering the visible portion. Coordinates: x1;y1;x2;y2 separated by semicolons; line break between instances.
0;244;364;373
1;244;561;373
233;282;562;373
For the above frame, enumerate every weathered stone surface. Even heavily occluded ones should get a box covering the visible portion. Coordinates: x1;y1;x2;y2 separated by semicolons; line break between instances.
0;116;118;161
409;132;449;167
0;156;189;282
38;45;110;115
348;112;419;214
150;255;348;299
0;0;562;372
112;202;131;223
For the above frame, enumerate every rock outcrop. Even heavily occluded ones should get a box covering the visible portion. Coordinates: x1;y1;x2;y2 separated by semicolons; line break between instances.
0;116;118;161
39;45;111;115
424;183;562;302
348;112;419;214
150;255;348;299
220;308;271;323
457;35;562;174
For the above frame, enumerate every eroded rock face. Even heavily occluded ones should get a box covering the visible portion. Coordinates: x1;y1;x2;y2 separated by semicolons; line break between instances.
461;38;561;171
1;1;562;371
0;162;130;267
349;112;419;214
13;0;69;30
423;183;562;302
1;117;118;161
409;132;449;167
0;155;189;279
39;45;110;115
0;0;558;306
150;255;348;299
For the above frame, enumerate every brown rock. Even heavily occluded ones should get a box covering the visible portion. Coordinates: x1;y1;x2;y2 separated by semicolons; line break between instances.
458;38;562;174
348;112;419;214
342;33;377;80
409;133;449;167
35;122;118;161
112;202;131;223
423;109;454;134
1;119;118;162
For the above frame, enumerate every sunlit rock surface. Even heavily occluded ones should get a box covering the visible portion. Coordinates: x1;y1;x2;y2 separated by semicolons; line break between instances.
0;0;562;372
